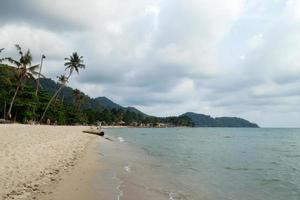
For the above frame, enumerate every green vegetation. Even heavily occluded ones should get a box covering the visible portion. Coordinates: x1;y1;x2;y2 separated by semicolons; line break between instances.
39;52;86;122
0;45;194;127
0;45;42;119
0;45;258;127
181;112;259;128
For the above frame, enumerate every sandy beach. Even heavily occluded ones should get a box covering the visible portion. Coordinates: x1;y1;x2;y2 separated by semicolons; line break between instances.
0;124;100;200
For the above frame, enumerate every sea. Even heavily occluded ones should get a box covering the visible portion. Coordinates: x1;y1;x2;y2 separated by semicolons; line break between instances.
95;128;300;200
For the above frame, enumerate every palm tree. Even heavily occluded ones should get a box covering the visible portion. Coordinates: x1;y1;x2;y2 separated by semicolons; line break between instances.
39;52;85;123
0;45;41;119
73;88;81;104
64;52;85;78
35;54;46;96
39;75;68;123
72;89;85;109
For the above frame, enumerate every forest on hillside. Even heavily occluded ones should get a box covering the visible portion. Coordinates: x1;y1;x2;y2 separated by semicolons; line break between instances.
0;46;193;127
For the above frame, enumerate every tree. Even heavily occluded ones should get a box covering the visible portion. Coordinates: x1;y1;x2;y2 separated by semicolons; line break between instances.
39;75;67;123
0;45;41;119
0;49;11;85
40;52;85;123
35;54;46;96
72;89;85;109
64;52;85;79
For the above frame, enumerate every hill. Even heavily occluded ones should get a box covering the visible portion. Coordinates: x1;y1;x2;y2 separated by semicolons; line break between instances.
0;64;258;127
39;78;147;117
181;112;259;128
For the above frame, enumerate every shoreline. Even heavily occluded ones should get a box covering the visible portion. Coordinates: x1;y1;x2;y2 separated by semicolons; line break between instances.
37;135;106;200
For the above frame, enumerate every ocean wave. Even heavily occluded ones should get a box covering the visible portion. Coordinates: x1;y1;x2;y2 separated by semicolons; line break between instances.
225;167;250;171
117;137;125;143
169;192;175;200
112;174;124;200
124;164;131;173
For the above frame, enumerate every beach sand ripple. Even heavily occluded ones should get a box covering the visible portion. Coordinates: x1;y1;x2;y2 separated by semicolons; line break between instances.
0;124;95;200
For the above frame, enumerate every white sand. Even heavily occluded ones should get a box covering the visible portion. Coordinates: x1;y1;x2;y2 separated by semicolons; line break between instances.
0;124;97;200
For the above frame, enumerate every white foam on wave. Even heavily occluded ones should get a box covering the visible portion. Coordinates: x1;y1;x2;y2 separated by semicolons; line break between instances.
124;164;131;173
117;137;125;143
112;174;124;200
169;192;175;200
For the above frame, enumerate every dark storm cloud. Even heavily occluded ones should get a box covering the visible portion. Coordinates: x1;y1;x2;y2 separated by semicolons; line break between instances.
0;0;85;31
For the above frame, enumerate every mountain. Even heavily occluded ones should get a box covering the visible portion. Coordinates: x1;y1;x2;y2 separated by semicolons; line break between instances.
93;97;122;109
39;78;258;127
181;112;259;128
39;78;147;117
1;65;258;127
91;97;147;116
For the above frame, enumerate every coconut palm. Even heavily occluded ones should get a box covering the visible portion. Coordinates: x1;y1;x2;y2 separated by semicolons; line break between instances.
39;52;85;123
72;89;85;109
39;75;68;123
35;54;46;96
0;45;41;119
73;88;81;103
64;52;85;79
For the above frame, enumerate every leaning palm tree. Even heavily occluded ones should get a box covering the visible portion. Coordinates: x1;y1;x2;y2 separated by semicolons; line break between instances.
0;45;41;119
39;75;68;123
39;52;85;123
35;54;46;96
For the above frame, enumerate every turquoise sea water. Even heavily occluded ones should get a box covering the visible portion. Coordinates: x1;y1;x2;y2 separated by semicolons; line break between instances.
103;128;300;200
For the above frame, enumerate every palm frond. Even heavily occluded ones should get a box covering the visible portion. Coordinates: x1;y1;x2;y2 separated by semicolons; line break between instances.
64;62;72;67
78;63;86;68
1;57;21;67
26;73;35;80
31;71;45;78
57;75;68;84
64;52;86;75
15;44;23;56
28;64;39;72
20;50;32;66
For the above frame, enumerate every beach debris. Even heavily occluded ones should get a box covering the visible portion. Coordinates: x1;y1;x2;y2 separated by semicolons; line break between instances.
83;122;105;136
104;137;114;141
82;129;105;136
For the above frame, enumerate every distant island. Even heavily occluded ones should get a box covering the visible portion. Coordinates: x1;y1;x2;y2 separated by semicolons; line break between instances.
181;112;259;128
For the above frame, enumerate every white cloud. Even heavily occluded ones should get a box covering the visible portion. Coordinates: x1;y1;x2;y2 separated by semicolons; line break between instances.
247;33;264;49
1;0;300;127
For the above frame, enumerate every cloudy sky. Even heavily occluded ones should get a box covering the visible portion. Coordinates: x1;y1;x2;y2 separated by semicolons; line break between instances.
1;0;300;127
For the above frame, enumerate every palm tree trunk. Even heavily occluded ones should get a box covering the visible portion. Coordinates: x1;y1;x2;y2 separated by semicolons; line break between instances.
3;101;6;120
7;85;20;119
40;70;72;123
39;84;64;123
35;56;44;96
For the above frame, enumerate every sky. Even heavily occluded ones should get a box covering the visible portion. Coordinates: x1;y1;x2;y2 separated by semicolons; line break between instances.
0;0;300;127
